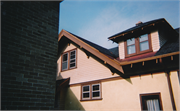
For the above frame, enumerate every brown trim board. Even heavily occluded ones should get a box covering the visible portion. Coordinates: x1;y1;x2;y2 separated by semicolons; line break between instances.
58;29;124;74
166;71;177;110
120;51;179;66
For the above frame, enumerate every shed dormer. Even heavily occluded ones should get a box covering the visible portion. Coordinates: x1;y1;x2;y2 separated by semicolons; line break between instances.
108;18;178;60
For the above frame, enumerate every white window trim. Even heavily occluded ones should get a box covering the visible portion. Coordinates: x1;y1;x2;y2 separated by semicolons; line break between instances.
92;83;101;99
82;85;90;100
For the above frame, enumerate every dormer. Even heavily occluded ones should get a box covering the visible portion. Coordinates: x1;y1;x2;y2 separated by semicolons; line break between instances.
108;18;178;60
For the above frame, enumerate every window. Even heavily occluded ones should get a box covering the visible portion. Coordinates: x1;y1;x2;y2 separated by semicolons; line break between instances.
140;93;163;111
81;82;102;101
125;34;152;57
61;49;77;71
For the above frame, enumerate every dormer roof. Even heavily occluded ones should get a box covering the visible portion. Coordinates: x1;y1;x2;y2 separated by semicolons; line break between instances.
108;18;178;43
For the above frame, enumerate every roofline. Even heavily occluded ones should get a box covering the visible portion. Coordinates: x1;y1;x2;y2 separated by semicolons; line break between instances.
120;51;179;66
108;18;165;40
58;29;124;74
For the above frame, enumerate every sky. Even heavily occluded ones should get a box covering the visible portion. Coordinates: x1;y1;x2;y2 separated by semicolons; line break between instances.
59;0;180;49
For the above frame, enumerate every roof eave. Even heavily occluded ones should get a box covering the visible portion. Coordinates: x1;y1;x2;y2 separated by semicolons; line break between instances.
58;30;124;74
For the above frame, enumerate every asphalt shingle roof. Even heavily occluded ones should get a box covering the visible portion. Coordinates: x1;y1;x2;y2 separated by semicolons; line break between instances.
68;32;117;58
155;29;179;56
108;18;165;39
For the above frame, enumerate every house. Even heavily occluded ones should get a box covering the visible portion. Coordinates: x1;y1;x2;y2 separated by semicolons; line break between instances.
56;18;179;110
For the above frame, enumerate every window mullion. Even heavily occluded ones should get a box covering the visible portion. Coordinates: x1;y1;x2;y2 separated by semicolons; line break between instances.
90;84;92;99
135;37;139;54
68;52;70;69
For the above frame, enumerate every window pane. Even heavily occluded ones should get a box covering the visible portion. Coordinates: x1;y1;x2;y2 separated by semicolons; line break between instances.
127;45;136;54
83;93;90;98
139;34;148;42
70;51;75;55
93;85;99;91
92;92;100;97
70;63;75;68
127;38;135;45
70;59;75;63
70;55;75;59
140;41;149;51
62;62;68;70
83;86;89;92
63;53;68;61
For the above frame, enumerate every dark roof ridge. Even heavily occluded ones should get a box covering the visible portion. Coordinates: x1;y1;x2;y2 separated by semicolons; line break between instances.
108;18;165;40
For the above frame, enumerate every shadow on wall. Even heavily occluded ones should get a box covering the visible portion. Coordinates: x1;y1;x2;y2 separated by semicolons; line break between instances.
64;87;85;110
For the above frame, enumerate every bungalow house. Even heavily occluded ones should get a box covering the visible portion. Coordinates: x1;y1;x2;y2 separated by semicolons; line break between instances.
55;18;179;111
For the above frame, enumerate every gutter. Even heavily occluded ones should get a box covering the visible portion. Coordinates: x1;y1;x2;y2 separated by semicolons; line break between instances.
120;51;179;66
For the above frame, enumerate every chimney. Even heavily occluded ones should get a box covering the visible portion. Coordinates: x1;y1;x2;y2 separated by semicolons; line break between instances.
136;21;143;26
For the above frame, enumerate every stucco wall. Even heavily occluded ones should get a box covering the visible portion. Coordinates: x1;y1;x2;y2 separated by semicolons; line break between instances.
57;44;119;84
65;72;175;111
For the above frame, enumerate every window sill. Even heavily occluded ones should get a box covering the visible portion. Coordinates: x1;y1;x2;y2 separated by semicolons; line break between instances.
61;67;77;72
80;98;103;102
125;49;153;58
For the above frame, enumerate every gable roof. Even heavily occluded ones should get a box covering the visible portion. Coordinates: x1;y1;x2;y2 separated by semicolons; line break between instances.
58;29;124;74
68;31;116;58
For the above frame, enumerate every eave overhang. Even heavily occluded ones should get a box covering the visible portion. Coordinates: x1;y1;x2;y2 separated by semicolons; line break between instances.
120;51;179;77
120;51;179;66
58;30;124;75
108;18;178;43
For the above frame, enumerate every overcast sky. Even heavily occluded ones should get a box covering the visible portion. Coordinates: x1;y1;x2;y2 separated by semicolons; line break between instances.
59;0;179;49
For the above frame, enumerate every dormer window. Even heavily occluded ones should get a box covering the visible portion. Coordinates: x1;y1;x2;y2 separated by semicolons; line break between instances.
125;34;152;57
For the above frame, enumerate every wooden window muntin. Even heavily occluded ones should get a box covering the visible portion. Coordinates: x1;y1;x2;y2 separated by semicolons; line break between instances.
61;48;77;72
125;33;152;58
140;92;163;111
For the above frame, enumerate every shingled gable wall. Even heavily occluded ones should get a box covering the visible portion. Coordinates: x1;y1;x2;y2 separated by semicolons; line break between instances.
1;1;60;110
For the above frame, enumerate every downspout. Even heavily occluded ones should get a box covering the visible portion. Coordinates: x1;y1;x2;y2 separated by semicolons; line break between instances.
166;71;176;110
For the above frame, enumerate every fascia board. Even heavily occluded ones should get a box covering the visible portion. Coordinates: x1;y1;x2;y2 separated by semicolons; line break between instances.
58;30;124;74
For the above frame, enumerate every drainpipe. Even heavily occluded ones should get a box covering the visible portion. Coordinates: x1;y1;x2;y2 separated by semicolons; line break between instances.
166;71;176;110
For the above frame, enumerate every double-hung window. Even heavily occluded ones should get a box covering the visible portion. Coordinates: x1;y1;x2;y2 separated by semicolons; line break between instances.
61;49;77;71
140;93;163;111
125;34;152;57
81;83;101;101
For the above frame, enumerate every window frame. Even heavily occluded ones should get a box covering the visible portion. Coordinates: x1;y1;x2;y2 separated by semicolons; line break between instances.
140;92;163;111
81;82;102;101
125;33;152;58
61;48;77;72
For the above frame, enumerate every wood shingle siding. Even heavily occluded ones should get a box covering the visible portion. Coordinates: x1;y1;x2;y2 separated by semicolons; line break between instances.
151;30;160;52
118;41;125;60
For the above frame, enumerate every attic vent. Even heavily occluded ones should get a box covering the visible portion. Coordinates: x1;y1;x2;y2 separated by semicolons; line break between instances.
136;21;143;26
